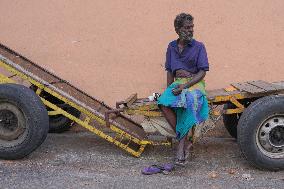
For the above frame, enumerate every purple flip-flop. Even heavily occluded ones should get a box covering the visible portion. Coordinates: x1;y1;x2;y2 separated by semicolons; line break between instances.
141;163;174;175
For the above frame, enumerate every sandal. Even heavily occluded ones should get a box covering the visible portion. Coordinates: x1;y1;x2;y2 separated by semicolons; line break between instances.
162;163;175;174
141;164;174;175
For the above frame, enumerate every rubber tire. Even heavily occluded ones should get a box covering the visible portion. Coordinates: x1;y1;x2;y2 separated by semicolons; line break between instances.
30;85;80;133
48;106;80;133
0;84;49;159
237;95;284;171
223;103;240;139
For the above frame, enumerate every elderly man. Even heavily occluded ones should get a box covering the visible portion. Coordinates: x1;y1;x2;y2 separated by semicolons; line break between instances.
158;13;209;165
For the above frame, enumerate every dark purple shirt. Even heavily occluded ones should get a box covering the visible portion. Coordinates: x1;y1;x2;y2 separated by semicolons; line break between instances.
165;39;209;75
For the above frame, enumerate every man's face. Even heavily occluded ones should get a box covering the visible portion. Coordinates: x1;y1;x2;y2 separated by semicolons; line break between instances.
178;20;194;41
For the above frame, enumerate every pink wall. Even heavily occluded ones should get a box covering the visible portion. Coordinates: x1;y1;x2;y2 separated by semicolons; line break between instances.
1;0;283;106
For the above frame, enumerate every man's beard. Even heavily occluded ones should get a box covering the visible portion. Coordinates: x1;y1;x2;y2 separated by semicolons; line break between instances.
179;31;193;41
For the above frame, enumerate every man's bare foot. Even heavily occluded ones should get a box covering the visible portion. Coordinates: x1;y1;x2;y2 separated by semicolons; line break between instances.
174;158;186;167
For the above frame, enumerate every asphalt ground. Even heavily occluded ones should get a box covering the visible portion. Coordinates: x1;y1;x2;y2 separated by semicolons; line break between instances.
0;125;283;189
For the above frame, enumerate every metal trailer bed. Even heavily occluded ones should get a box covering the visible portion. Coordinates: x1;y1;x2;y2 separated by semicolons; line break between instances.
0;43;283;170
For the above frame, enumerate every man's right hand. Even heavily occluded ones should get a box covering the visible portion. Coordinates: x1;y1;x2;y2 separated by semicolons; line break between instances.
172;84;186;95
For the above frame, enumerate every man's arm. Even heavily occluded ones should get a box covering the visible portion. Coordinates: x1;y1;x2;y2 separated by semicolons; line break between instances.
183;70;206;88
167;71;174;87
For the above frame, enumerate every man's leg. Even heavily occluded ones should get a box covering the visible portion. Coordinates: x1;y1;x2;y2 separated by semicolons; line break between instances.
176;136;186;160
159;105;184;161
184;130;193;159
159;105;176;131
178;129;194;161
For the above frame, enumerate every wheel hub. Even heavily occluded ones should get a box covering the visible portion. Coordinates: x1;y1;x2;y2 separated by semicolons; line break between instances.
0;104;25;141
257;116;284;158
269;125;284;147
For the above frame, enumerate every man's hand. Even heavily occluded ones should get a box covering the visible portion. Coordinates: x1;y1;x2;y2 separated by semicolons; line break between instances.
172;84;187;96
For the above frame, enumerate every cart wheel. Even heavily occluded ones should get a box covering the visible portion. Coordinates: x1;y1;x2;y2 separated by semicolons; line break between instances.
30;85;81;133
223;103;241;139
238;95;284;170
0;84;49;159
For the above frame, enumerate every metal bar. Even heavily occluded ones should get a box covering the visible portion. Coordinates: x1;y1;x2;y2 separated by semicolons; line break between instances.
84;116;91;125
125;93;137;107
230;97;245;109
136;144;147;157
48;110;62;116
105;108;124;127
35;88;42;95
224;108;243;114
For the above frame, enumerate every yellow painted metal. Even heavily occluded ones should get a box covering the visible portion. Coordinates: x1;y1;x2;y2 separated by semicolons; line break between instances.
147;140;172;146
222;96;246;114
212;109;221;116
35;88;42;95
230;97;245;109
84;116;91;124
0;73;15;83
225;108;243;114
136;144;147;155
210;93;246;103
48;110;62;116
224;85;237;92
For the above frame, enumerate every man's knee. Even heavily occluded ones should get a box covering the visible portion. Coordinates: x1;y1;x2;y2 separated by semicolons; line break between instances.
159;104;167;112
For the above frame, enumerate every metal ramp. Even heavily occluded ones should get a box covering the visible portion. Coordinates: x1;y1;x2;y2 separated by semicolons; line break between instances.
0;43;166;157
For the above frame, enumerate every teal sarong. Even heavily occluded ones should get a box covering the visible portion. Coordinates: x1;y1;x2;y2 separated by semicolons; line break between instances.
157;78;209;140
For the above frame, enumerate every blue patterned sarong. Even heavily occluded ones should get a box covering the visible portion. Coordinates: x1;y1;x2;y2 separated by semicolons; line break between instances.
157;78;209;140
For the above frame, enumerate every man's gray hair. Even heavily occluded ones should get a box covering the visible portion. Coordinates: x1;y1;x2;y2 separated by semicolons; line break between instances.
174;13;194;34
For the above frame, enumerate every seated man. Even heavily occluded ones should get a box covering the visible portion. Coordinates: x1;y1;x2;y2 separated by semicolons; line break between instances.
158;13;209;165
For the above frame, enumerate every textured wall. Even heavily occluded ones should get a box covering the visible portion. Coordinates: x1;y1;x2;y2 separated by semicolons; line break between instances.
0;0;283;106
